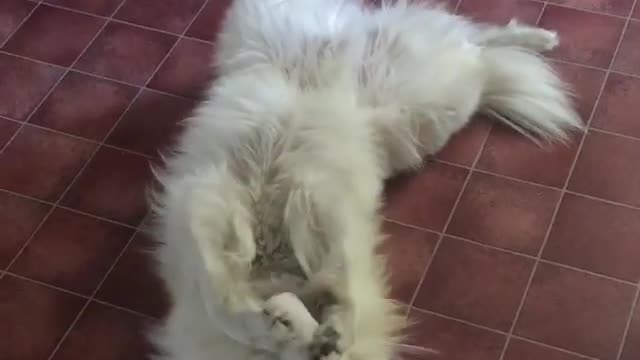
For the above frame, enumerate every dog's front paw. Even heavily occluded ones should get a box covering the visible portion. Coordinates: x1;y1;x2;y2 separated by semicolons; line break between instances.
309;323;343;360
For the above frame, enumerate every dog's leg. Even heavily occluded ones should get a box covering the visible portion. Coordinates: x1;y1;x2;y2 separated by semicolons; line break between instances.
476;20;559;52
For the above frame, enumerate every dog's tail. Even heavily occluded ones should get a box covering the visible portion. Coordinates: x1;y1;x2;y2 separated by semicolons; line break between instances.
480;46;582;144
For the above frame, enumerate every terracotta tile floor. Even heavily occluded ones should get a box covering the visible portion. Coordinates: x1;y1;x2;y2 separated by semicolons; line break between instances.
1;0;640;359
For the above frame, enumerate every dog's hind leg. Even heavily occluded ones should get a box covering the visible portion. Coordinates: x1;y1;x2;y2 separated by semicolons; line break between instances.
475;20;559;52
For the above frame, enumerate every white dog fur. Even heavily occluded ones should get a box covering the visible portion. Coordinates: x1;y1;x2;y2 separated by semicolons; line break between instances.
149;1;581;359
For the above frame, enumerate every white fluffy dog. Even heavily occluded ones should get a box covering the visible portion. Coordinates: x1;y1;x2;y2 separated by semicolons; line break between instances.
149;1;581;359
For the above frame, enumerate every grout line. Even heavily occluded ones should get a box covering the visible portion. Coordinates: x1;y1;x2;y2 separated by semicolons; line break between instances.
0;188;137;229
0;50;201;103
0;2;40;48
42;0;213;356
617;285;640;360
4;270;156;321
38;1;215;45
386;218;638;286
510;335;598;360
406;121;494;312
542;2;629;20
538;259;638;287
70;68;200;101
453;0;463;12
548;57;608;72
589;126;640;144
2;0;136;273
535;1;548;24
499;1;638;358
409;306;508;335
615;0;640;338
435;159;561;190
0;4;114;154
437;158;640;213
44;226;143;360
1;119;158;159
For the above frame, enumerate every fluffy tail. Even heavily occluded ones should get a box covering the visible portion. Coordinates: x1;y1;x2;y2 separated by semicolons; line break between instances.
480;47;582;144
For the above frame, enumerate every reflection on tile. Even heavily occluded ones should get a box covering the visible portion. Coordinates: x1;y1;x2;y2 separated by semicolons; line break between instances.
383;162;468;232
3;5;105;66
0;54;64;120
414;237;534;331
96;232;171;318
0;275;85;360
0;126;96;201
569;131;640;207
515;263;635;359
10;208;133;295
74;22;176;85
30;71;138;140
61;147;154;226
407;309;506;360
448;172;560;255
52;301;156;360
540;5;625;67
380;221;438;304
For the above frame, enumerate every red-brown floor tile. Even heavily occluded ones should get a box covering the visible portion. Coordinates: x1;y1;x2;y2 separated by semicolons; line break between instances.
414;237;534;331
0;126;96;201
379;221;438;304
106;90;195;156
436;117;492;167
457;0;543;25
115;0;206;34
0;191;50;267
45;0;125;16
544;193;640;282
52;301;156;360
61;147;154;226
406;309;506;360
147;38;214;99
185;0;233;42
30;71;138;140
10;208;132;295
552;61;607;120
634;4;640;19
0;53;64;120
0;0;35;45
0;275;85;360
2;5;104;67
546;0;635;16
504;338;592;360
568;131;640;207
515;263;636;359
621;300;640;360
448;172;560;255
0;116;20;147
476;126;579;188
592;73;640;138
613;20;640;76
96;232;171;318
74;22;176;85
383;162;468;232
475;60;604;188
540;5;626;68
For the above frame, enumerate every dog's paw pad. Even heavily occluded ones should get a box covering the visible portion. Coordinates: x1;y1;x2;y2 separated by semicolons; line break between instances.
309;325;342;360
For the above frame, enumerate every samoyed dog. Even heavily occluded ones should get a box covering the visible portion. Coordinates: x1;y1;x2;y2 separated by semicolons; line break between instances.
149;1;580;359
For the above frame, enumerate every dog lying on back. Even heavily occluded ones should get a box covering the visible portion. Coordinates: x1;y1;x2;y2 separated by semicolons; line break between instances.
149;1;580;359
